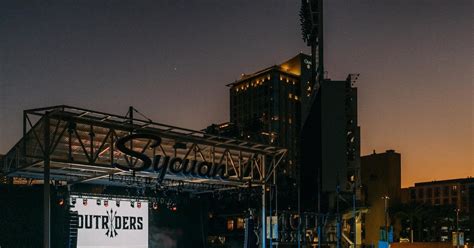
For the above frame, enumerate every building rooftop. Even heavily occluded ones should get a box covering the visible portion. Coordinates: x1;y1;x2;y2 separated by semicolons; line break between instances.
226;53;310;87
413;177;474;187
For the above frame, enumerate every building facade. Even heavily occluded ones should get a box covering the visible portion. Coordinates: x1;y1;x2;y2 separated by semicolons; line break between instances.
209;53;361;209
360;150;402;245
206;53;362;246
226;53;311;181
403;177;474;214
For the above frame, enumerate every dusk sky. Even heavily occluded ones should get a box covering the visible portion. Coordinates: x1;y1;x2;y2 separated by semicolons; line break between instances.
0;0;472;187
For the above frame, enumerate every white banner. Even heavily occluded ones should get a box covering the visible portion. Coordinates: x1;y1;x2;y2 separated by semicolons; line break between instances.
70;196;148;248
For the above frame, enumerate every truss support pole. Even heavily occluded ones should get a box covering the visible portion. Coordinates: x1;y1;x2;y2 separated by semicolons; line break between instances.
43;115;51;248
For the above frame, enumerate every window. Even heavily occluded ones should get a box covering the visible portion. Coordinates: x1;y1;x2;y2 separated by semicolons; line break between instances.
418;188;424;199
426;188;432;198
227;219;234;231
434;187;440;197
452;185;458;193
236;218;245;230
443;186;449;197
410;189;416;200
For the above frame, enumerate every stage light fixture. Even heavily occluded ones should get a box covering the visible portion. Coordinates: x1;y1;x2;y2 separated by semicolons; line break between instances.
131;201;135;208
137;201;142;209
96;199;101;206
71;198;76;206
152;202;158;210
58;198;65;206
83;198;88;206
116;200;120;207
104;200;109;207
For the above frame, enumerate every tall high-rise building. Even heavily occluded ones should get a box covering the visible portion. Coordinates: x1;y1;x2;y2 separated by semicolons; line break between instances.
207;54;361;211
226;53;311;181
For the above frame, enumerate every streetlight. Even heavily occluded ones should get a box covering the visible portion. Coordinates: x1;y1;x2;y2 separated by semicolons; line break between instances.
381;195;390;241
455;208;460;248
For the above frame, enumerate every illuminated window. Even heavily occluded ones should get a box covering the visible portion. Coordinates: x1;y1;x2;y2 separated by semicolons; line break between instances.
227;219;234;231
294;95;299;101
267;75;270;80
288;118;292;124
280;76;283;81
236;218;244;229
288;93;293;99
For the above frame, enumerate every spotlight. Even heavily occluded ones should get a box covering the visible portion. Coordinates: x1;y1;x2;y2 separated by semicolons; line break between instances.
131;201;135;208
171;205;177;212
71;198;76;206
104;200;109;207
83;199;88;206
152;201;158;210
137;201;141;209
96;199;101;206
58;198;65;206
116;200;120;207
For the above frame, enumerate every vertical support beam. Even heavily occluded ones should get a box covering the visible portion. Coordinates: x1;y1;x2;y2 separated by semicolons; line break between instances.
261;155;266;248
23;111;27;157
43;115;51;248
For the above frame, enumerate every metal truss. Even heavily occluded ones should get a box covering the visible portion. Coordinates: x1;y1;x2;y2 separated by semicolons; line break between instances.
1;105;287;190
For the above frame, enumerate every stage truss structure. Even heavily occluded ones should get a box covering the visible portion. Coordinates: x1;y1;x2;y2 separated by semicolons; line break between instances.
1;105;287;191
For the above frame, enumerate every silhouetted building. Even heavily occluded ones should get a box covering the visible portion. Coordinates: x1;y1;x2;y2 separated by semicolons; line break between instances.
470;184;474;241
226;53;311;181
361;149;401;245
207;54;360;208
205;53;362;246
300;75;361;212
207;54;361;210
403;177;474;214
